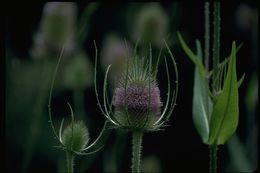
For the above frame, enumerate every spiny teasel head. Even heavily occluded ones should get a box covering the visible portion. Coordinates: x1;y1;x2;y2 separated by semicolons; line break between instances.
113;82;162;118
112;56;162;130
94;40;178;132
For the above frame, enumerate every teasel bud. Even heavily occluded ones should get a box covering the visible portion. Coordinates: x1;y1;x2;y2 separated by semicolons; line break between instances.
62;121;89;152
94;40;178;132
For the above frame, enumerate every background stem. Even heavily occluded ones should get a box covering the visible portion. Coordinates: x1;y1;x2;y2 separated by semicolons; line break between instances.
131;131;143;173
22;61;53;171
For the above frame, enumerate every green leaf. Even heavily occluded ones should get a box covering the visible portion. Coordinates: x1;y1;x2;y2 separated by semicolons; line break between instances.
207;42;239;145
192;40;212;143
177;32;206;77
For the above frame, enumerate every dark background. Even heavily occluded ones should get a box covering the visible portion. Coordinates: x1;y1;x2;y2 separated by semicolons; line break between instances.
5;1;258;172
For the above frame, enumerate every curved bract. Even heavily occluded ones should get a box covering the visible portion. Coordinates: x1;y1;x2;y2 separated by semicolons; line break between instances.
48;46;107;156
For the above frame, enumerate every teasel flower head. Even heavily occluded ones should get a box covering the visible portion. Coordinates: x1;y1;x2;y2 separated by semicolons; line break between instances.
94;39;178;132
130;3;169;48
30;2;77;59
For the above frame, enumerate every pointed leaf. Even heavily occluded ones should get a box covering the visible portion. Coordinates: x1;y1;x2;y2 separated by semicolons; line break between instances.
207;42;239;145
192;40;212;143
177;32;206;77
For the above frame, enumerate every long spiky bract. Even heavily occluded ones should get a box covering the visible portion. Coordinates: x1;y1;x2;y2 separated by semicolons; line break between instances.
124;39;131;127
48;46;65;146
154;46;163;79
94;41;108;117
94;40;119;126
67;102;74;151
48;44;108;156
153;40;178;128
153;55;170;127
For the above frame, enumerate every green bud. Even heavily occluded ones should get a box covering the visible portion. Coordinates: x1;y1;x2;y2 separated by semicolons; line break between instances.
62;121;89;152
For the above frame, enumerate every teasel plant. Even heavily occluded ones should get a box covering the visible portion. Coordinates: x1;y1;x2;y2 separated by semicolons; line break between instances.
94;38;178;173
177;2;245;173
48;47;107;173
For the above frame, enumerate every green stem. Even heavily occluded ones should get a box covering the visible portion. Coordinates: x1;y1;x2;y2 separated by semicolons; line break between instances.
131;131;143;173
204;2;210;71
204;2;211;121
212;2;221;94
213;2;220;68
209;145;218;173
66;152;75;173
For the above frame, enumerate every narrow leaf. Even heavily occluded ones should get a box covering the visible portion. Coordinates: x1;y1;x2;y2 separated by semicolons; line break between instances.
207;42;239;145
192;40;212;143
177;32;206;77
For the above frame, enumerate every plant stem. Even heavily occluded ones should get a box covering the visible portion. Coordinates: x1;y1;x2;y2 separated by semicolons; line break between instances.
204;2;210;71
66;152;75;173
212;2;221;92
131;131;143;173
209;144;218;173
204;2;211;120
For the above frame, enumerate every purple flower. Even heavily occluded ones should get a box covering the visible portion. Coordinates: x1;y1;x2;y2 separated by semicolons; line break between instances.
113;82;162;118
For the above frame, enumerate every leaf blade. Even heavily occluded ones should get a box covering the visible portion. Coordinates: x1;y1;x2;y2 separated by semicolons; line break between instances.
207;42;239;145
192;40;212;143
177;32;206;77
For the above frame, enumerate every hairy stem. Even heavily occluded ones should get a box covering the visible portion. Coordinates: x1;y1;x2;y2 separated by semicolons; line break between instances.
204;2;210;71
212;2;221;94
209;144;218;173
66;152;75;173
131;131;143;173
